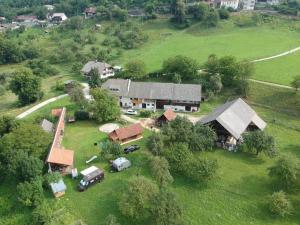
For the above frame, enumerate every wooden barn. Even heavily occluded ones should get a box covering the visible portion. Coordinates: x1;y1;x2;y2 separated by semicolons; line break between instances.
156;108;177;126
109;123;143;144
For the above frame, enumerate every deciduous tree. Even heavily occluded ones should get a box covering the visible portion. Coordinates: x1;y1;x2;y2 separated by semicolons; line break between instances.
150;156;173;188
291;75;300;92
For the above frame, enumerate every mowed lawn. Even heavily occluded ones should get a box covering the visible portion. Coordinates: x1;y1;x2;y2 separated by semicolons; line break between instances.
254;51;300;85
116;19;300;72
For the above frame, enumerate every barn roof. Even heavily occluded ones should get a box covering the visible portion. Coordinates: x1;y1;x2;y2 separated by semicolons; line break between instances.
109;123;143;141
160;109;177;121
102;79;202;102
200;98;266;139
47;148;74;166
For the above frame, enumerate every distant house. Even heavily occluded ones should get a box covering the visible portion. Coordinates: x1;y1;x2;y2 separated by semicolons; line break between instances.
84;7;97;19
15;15;37;22
81;61;115;79
48;13;68;23
266;0;282;5
46;108;74;174
200;98;266;145
109;123;143;144
214;0;239;9
44;5;55;11
156;108;177;126
128;8;145;17
41;119;54;133
50;179;66;198
241;0;255;10
102;79;202;112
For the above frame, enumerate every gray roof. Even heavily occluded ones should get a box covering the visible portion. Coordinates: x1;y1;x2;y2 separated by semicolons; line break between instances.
200;98;266;139
41;119;54;133
50;179;66;193
102;79;202;102
81;61;112;75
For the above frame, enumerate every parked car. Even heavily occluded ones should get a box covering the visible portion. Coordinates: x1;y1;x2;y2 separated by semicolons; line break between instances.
125;109;138;115
78;166;104;192
124;145;140;154
111;157;131;172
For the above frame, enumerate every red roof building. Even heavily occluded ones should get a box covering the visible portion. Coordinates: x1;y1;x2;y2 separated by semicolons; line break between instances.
156;109;177;126
109;123;143;144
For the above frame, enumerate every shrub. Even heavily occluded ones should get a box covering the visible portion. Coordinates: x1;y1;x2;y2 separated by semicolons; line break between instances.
139;110;152;117
100;141;122;160
74;110;90;120
146;132;165;156
185;157;218;182
269;191;293;217
32;201;53;225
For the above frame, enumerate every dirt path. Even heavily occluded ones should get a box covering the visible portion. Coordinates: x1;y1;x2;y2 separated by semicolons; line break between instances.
248;79;293;89
252;46;300;62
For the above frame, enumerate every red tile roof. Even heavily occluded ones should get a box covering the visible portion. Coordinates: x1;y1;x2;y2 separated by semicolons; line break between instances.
51;108;63;117
109;123;143;141
162;109;177;121
47;148;74;166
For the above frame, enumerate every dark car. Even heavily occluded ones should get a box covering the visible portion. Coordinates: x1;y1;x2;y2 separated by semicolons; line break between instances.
124;145;140;154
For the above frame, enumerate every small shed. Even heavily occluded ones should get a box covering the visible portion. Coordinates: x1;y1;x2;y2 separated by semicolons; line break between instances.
40;119;54;133
50;179;66;198
156;109;177;126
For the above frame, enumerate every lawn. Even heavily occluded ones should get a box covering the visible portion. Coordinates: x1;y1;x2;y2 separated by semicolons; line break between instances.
115;19;300;72
254;51;300;85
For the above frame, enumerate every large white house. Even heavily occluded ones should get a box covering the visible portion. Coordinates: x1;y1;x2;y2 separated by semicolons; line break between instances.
102;79;202;112
241;0;255;10
81;61;115;79
215;0;239;9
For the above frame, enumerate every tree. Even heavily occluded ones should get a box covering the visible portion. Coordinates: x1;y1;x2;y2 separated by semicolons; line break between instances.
146;132;165;156
203;9;219;27
185;157;218;182
204;54;220;75
269;191;293;217
162;116;193;144
100;141;122;160
189;123;217;151
150;190;183;225
218;56;239;86
17;177;44;207
164;143;192;174
189;3;208;21
218;8;230;20
65;16;84;30
173;0;186;24
236;60;254;97
162;55;199;80
268;155;300;190
69;84;86;107
0;123;51;176
124;60;147;80
88;68;101;88
0;116;19;137
44;171;62;184
208;74;223;94
150;156;173;188
9;69;43;105
242;131;277;157
88;88;120;123
119;176;158;220
32;201;54;225
19;156;43;181
104;214;120;225
291;75;300;91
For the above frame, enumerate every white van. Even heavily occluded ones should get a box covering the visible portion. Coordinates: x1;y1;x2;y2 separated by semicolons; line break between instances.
111;157;131;172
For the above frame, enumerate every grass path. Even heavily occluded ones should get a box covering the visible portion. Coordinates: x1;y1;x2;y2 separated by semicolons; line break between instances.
252;46;300;62
249;79;292;89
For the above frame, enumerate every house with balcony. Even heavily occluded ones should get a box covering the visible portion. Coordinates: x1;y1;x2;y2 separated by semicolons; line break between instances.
82;61;115;80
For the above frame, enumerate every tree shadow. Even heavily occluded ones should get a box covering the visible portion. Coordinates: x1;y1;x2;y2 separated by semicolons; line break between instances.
217;150;266;165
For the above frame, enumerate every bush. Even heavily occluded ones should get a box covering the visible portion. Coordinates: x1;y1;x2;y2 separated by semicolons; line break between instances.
218;8;230;19
0;85;5;96
139;110;152;117
146;132;165;156
74;110;90;120
17;177;44;207
185;157;218;182
269;191;293;217
32;201;53;225
100;141;122;160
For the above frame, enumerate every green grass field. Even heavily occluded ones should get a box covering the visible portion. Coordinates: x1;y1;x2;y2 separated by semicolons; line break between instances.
253;51;300;85
115;19;300;73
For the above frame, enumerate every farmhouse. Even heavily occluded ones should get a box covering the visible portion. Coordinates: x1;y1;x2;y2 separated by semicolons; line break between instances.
15;15;37;22
48;13;68;23
241;0;255;10
82;61;115;79
201;98;266;145
214;0;239;9
102;79;202;112
156;108;177;126
84;7;97;18
46;107;74;174
109;123;143;144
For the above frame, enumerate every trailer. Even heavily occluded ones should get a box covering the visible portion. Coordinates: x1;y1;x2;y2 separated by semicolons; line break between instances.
111;157;131;172
78;166;104;192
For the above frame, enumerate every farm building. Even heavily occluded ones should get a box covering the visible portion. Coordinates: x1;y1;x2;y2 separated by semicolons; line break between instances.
84;7;97;18
214;0;239;9
109;123;143;144
102;79;202;112
46;108;74;174
48;13;68;23
81;61;115;79
50;179;67;198
201;98;266;147
40;119;54;133
156;108;177;126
